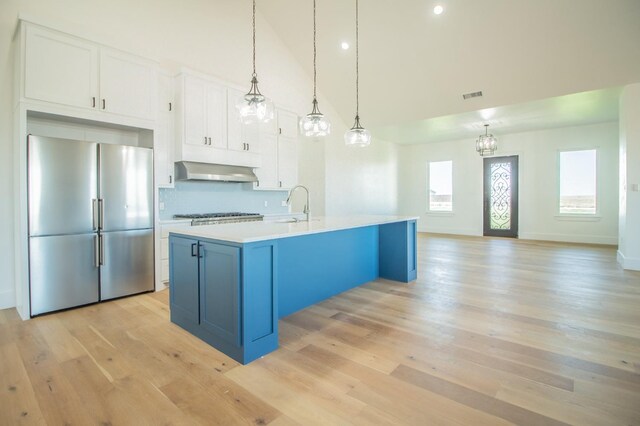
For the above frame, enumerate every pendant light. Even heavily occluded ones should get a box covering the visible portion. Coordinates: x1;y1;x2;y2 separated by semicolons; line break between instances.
299;0;331;139
344;0;371;147
236;0;274;124
476;124;498;156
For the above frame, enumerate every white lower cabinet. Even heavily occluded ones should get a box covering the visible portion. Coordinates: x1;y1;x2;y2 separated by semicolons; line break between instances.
160;222;191;284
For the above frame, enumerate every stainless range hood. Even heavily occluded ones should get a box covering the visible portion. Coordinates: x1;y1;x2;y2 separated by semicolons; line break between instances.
175;161;258;183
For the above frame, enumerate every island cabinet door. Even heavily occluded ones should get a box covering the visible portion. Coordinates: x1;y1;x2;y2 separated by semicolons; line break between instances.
169;236;200;324
199;242;241;347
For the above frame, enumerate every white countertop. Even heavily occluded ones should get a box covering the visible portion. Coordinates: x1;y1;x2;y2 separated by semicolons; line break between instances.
167;215;419;243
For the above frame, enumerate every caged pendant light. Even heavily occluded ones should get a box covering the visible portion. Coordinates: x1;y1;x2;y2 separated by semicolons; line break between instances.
476;124;498;156
236;0;275;124
299;0;331;139
344;0;371;147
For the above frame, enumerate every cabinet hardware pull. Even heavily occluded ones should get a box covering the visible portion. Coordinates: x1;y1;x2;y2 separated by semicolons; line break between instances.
169;102;172;112
94;235;100;267
204;136;207;145
191;243;198;257
279;181;282;187
92;199;98;230
208;137;212;145
169;175;172;184
92;97;96;108
99;234;104;265
198;243;203;258
246;143;250;151
279;128;282;135
102;99;106;109
98;199;104;230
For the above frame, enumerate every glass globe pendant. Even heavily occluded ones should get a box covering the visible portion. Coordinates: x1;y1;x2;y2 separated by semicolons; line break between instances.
236;0;274;124
300;98;331;138
300;0;331;139
344;115;371;147
344;0;371;147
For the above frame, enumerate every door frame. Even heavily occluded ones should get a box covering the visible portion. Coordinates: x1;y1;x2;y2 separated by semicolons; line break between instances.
483;155;519;238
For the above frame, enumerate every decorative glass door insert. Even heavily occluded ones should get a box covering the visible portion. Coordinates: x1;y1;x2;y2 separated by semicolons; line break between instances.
483;156;518;238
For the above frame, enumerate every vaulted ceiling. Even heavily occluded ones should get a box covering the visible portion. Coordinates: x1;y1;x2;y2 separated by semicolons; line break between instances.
258;0;640;143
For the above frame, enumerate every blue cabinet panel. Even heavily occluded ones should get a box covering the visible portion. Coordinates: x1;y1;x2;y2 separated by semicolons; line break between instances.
169;236;200;323
199;242;241;347
242;241;279;363
277;226;379;318
379;220;417;282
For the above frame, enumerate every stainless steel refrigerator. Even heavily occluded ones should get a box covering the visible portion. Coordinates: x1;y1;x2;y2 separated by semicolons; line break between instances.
28;135;154;316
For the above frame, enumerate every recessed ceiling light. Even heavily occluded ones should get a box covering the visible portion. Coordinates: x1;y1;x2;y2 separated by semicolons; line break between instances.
341;41;350;50
433;5;444;15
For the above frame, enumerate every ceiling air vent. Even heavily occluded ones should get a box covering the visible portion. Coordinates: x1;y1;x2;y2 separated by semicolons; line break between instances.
462;91;483;100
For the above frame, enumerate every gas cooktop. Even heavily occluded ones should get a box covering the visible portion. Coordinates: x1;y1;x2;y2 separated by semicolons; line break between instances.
173;212;261;219
173;212;264;226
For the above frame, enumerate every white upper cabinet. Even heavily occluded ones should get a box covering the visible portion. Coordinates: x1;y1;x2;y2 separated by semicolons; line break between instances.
155;72;175;188
254;133;278;189
175;72;260;168
180;74;226;149
205;82;226;149
25;25;98;110
254;108;298;191
227;88;260;154
99;48;157;120
278;135;298;189
22;23;158;122
277;109;298;138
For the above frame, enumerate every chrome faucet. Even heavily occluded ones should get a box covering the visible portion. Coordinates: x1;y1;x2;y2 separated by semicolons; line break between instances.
286;185;310;222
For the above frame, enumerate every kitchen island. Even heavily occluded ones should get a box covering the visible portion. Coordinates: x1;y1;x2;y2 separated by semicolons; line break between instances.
168;215;418;364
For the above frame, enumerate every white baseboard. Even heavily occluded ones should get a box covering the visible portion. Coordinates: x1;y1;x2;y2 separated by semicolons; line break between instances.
0;289;16;310
617;250;640;271
518;232;618;246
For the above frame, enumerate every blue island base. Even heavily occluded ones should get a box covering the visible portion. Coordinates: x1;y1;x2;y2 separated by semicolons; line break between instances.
169;220;417;364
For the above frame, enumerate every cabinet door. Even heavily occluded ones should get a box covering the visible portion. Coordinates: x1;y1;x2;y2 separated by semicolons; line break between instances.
226;88;244;152
25;25;98;109
206;82;227;149
183;76;208;147
277;109;299;139
278;136;298;189
199;242;241;347
254;133;278;190
99;48;157;120
169;236;200;323
155;73;175;187
228;88;260;153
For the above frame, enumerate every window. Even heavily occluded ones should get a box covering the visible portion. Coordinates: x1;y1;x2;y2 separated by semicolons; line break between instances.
428;160;453;212
559;149;596;214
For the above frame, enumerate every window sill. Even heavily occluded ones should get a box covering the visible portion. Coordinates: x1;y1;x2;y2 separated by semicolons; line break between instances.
426;211;455;217
554;215;601;222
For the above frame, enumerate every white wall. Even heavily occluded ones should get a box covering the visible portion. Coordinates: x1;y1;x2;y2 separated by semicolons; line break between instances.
0;0;398;310
398;122;619;245
618;83;640;270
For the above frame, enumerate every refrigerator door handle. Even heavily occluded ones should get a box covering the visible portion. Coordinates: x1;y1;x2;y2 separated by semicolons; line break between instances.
98;199;104;230
94;235;100;267
92;199;98;231
99;234;104;266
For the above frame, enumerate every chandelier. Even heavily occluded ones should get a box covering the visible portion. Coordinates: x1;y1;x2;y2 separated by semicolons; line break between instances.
476;124;497;156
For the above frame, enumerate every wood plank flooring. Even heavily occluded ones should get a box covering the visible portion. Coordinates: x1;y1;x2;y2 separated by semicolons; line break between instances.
1;233;640;425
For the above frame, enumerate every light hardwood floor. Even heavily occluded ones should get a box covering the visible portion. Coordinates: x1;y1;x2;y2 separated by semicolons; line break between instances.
1;234;640;425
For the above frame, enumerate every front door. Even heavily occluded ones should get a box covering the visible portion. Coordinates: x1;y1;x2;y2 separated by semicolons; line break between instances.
483;156;519;238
